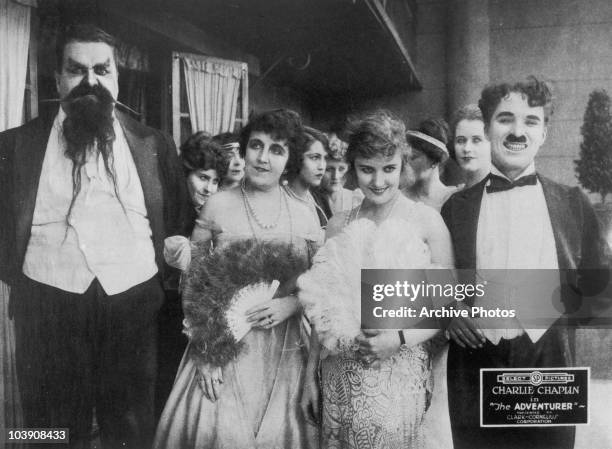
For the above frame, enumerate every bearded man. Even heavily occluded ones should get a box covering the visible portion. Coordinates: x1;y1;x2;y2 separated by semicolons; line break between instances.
0;24;188;449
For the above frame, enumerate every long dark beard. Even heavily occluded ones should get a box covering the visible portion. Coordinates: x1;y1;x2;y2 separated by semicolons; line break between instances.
62;83;122;221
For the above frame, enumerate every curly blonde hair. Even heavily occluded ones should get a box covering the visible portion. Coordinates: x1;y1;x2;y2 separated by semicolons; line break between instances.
345;110;408;168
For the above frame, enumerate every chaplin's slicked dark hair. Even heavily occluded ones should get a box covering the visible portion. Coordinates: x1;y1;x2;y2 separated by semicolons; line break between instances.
56;24;118;71
479;76;554;127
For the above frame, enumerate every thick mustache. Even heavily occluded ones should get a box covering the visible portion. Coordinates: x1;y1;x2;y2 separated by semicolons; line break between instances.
64;82;114;105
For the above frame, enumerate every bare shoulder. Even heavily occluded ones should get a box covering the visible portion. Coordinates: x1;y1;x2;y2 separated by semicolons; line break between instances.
413;201;451;246
286;194;321;235
287;194;315;218
196;190;243;231
413;200;444;224
205;189;241;214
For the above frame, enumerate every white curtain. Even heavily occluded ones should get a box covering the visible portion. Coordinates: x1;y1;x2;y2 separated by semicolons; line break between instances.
0;0;32;131
0;0;31;437
181;55;245;135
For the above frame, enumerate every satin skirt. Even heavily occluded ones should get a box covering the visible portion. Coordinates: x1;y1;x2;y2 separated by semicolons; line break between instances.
154;315;317;449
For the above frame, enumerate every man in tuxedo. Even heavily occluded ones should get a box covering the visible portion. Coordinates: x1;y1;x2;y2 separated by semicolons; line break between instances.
441;76;610;449
0;24;188;448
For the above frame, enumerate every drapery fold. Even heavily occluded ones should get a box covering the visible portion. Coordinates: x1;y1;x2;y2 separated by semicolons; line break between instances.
181;54;247;135
0;0;30;439
0;0;32;131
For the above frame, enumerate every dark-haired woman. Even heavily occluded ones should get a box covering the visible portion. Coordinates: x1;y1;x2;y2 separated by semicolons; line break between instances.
404;118;461;211
449;104;491;189
285;126;331;227
182;132;225;221
214;132;245;191
154;110;320;449
162;132;226;270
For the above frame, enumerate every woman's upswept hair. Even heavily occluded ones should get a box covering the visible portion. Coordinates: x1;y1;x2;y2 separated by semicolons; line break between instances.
407;117;450;164
213;132;240;148
212;132;241;179
448;104;484;160
479;75;554;126
239;109;305;175
345;110;408;167
326;133;349;162
180;131;227;176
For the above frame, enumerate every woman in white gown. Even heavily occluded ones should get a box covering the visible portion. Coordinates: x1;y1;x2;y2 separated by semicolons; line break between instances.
154;109;321;449
299;111;454;449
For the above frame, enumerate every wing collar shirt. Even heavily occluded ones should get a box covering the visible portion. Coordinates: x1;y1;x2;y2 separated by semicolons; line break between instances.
475;163;560;344
23;108;158;295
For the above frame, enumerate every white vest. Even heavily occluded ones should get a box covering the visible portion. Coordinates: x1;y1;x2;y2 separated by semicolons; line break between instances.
23;109;158;295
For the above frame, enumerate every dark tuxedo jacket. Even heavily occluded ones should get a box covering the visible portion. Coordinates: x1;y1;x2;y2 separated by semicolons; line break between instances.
441;174;611;328
0;107;190;287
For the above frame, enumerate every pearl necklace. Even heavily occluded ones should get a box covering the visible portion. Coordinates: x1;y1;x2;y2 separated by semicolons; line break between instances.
285;185;329;225
241;181;284;230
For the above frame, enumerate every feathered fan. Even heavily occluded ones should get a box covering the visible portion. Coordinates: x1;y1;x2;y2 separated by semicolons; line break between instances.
183;239;309;367
297;218;433;353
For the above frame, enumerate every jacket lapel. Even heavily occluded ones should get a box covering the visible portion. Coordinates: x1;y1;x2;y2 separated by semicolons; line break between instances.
117;112;164;266
14;111;55;267
539;175;577;269
449;177;487;269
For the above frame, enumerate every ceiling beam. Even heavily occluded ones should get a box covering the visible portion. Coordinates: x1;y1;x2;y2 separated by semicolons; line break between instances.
364;0;421;90
100;0;261;76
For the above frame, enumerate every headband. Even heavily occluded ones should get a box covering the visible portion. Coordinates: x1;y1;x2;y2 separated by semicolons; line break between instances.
221;142;240;151
406;130;449;157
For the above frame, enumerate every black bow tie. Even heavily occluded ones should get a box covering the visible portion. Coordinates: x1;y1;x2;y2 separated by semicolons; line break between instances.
486;173;537;193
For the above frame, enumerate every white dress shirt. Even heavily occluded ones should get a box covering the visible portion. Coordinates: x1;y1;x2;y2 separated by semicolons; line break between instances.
23;109;158;295
475;163;560;344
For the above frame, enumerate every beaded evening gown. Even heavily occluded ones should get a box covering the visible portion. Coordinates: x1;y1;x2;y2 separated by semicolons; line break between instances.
299;199;437;449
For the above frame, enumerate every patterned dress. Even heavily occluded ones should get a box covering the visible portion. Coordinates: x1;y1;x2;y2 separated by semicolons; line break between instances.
299;199;438;449
320;344;432;448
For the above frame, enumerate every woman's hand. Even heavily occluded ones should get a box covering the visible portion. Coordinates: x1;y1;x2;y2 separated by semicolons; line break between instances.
446;302;486;349
300;369;321;426
195;361;224;402
246;295;300;329
355;329;401;366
